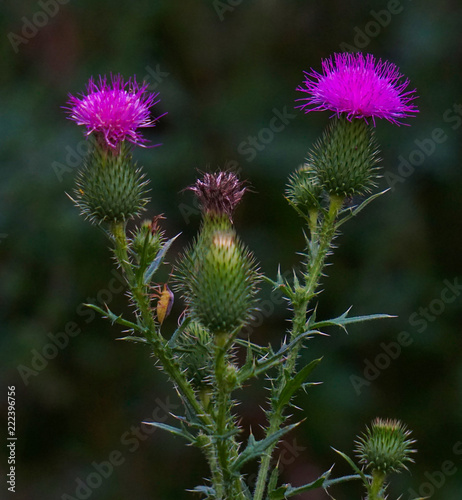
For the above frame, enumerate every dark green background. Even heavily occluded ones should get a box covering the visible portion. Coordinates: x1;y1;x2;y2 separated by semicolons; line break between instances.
1;0;461;498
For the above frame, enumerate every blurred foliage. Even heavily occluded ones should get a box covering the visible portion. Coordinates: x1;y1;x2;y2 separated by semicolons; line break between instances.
1;0;461;499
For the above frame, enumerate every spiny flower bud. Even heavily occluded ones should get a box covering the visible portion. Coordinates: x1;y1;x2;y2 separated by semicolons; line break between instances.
131;215;166;266
355;418;416;475
73;142;149;225
309;117;381;197
178;215;259;335
177;172;259;335
187;171;246;220
286;163;323;212
176;321;214;390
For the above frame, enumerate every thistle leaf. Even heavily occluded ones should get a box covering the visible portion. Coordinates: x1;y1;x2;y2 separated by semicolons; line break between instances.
142;421;196;443
310;307;395;332
143;233;180;285
230;423;299;474
116;335;149;344
269;467;332;499
83;303;146;333
276;358;322;411
188;485;216;498
331;447;368;483
337;189;390;227
168;315;192;348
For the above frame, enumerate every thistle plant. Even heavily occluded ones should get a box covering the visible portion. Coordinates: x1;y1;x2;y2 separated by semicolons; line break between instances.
65;53;422;500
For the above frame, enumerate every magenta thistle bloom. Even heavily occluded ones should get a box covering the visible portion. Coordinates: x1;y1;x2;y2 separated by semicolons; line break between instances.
296;53;419;125
66;74;164;149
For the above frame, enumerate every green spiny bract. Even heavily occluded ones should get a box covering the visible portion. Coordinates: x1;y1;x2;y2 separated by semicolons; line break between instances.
175;321;214;391
355;418;416;475
309;117;381;197
177;214;259;336
74;142;150;224
286;163;323;212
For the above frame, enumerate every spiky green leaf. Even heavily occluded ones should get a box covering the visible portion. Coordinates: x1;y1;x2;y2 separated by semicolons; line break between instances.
230;424;299;475
144;233;180;285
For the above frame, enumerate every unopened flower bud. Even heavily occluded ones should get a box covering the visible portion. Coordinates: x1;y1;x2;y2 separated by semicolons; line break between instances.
355;418;416;475
177;172;259;335
286;163;323;212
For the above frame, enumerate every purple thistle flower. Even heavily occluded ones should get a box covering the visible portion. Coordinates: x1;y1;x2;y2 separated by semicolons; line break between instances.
66;74;165;149
296;53;419;125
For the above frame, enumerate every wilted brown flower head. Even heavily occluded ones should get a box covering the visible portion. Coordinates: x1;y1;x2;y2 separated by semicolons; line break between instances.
187;171;247;219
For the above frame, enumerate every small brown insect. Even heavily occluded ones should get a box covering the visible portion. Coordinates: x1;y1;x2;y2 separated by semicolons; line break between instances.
151;283;174;325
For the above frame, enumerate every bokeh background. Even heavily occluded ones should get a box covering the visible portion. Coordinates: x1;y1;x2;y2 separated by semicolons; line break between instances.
1;0;461;498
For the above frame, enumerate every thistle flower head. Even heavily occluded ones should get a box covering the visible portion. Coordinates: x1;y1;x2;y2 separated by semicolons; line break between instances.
187;171;246;219
66;74;164;150
355;418;416;474
296;52;419;125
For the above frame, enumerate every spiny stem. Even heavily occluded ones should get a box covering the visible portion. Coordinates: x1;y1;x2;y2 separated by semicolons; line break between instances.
110;221;213;427
213;333;245;499
253;195;343;500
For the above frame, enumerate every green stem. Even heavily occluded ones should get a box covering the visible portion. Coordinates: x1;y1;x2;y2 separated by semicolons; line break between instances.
368;470;386;500
214;333;245;500
253;195;343;500
111;221;244;498
110;222;213;427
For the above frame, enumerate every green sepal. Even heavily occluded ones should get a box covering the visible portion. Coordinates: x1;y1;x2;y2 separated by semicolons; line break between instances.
230;423;300;475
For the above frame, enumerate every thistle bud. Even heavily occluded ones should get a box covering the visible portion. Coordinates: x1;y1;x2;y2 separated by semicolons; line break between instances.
131;216;165;266
309;117;381;197
286;163;323;212
177;321;214;390
73;142;149;225
177;172;259;335
355;418;416;475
